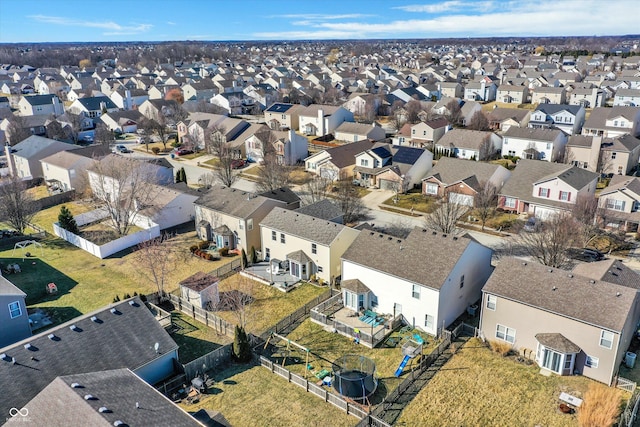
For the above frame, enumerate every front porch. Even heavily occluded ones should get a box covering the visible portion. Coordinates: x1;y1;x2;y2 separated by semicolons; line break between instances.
310;294;403;348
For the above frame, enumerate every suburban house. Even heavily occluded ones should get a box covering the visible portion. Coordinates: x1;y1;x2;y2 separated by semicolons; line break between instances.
0;297;180;419
0;274;31;348
340;227;494;336
179;272;220;310
259;204;360;284
0;114;49;143
531;87;567;105
565;135;602;172
439;82;464;99
7;368;207;426
194;186;300;252
569;87;605;108
572;258;640;290
264;102;306;131
134;183;199;231
298;104;354;137
182;79;218;101
334;122;386;143
496;84;529;104
68;96;119;119
582;106;640;138
501;127;568;162
244;128;308;165
4;135;75;179
405;118;450;147
597;175;640;232
435;129;503;161
40;149;96;192
528;104;586;135
464;78;497;102
486;108;531;132
305;139;374;181
109;88;149;111
599;134;640;176
479;257;640;386
614;89;640;107
138;99;181;122
498;159;599;218
97;110;145;134
422;157;511;206
459;100;483;126
18;94;64;116
176;112;227;146
342;93;382;117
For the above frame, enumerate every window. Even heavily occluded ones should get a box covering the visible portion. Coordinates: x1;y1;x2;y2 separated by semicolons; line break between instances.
459;275;465;289
247;219;253;231
425;314;434;329
238;219;244;230
280;233;285;244
265;247;270;260
8;301;21;319
564;355;573;370
311;243;317;254
606;199;626;211
412;284;420;299
425;183;438;195
611;152;617;159
486;295;497;310
317;266;323;273
504;197;516;209
272;230;276;241
360;159;369;167
600;330;614;349
496;324;515;343
538;188;550;198
559;191;570;201
585;355;599;368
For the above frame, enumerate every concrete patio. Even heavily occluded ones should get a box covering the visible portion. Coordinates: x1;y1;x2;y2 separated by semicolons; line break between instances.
241;262;300;292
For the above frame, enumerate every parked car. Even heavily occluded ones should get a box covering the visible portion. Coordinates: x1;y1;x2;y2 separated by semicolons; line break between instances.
569;248;605;263
175;148;194;156
115;144;132;154
523;217;541;232
231;159;246;169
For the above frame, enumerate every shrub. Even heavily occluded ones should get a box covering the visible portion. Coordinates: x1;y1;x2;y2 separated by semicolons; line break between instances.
123;293;131;299
198;240;209;250
241;248;248;267
189;245;198;253
250;246;257;263
578;383;621;427
232;325;252;363
219;246;229;257
112;295;120;303
489;340;512;356
205;253;213;261
151;147;160;155
58;205;79;234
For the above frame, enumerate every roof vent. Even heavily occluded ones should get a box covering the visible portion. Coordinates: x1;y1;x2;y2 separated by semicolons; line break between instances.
617;292;622;297
442;234;447;238
589;279;596;284
114;421;125;427
71;383;83;388
110;308;120;315
70;325;79;331
84;394;97;401
552;286;557;291
129;300;139;307
522;262;527;266
48;333;59;341
453;236;458;241
24;343;36;351
388;236;392;240
0;353;7;361
11;357;16;365
91;316;102;323
99;407;111;413
432;231;437;235
568;274;573;278
547;268;553;273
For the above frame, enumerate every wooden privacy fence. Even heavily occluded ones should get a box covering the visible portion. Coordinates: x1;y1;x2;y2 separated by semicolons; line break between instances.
207;258;243;280
259;356;369;420
168;293;236;337
182;344;233;381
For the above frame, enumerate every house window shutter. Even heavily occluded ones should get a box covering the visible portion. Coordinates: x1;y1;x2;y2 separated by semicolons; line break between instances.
568;193;571;202
538;187;541;196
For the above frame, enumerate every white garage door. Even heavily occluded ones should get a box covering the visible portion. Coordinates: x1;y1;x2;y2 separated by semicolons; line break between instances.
533;206;557;220
449;192;474;206
379;179;396;190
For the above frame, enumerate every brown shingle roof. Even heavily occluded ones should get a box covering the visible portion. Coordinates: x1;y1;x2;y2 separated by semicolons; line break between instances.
572;259;640;290
535;333;581;354
179;271;219;292
483;257;636;331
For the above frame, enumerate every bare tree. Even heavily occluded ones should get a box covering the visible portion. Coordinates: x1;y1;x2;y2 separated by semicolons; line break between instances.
405;99;422;124
478;134;495;161
217;275;256;329
134;234;179;302
424;193;470;234
88;156;162;236
63;112;86;144
334;180;365;224
187;127;205;152
389;100;407;131
206;125;237;187
0;176;40;233
467;110;490;131
516;212;579;268
46;117;68;141
93;123;114;147
254;128;291;193
597;151;614;176
572;194;602;248
475;182;499;231
301;176;332;205
141;115;170;152
6;115;32;145
198;172;217;189
383;216;414;239
445;99;462;126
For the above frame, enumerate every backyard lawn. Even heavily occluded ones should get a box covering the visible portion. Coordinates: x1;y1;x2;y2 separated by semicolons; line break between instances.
180;363;355;427
396;338;625;427
169;312;232;363
382;190;436;213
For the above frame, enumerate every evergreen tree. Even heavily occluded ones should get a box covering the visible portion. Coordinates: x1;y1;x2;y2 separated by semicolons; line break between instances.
241;248;248;268
179;167;187;185
250;246;257;264
176;170;182;183
232;325;252;363
58;205;79;234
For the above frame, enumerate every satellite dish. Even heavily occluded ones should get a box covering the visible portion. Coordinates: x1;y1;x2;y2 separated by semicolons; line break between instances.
154;342;160;353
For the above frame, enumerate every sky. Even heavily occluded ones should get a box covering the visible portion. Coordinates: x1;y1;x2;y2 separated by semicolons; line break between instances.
0;0;638;43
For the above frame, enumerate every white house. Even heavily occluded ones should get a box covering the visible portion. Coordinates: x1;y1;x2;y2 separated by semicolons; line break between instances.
501;127;567;162
18;94;64;116
40;150;96;192
340;227;494;336
244;128;308;165
334;122;386;143
614;89;640;107
435;129;503;161
298;104;354;137
528;104;586;135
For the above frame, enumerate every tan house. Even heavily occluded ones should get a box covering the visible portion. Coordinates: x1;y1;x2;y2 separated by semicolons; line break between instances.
496;84;529;104
600;134;640;176
582;106;640;139
597;175;640;232
264;102;305;131
531;86;567;105
194;186;300;252
40;150;96;192
565;135;601;172
259;204;359;284
407;118;449;147
486;107;531;132
480;257;640;386
334;122;385;143
305;139;373;181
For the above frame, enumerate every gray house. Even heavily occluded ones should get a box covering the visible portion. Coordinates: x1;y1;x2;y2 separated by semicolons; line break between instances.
480;257;640;385
0;274;31;348
5;135;75;179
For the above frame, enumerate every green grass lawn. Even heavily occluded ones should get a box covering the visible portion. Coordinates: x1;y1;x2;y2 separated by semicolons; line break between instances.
382;190;437;213
180;363;355;427
31;200;95;234
213;277;328;336
169;312;232;363
396;338;624;427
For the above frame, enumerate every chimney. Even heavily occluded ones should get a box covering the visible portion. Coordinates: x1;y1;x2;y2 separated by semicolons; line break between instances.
4;142;16;178
317;108;325;136
125;89;132;110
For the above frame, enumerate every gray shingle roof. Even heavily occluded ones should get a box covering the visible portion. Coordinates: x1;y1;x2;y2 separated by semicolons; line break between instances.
260;207;351;246
483;257;636;331
0;276;25;297
0;297;178;418
567;135;595;148
22;94;58;106
12;369;203;426
195;186;299;218
341;278;371;293
341;227;485;290
76;96;118;111
316;140;374;169
294;199;343;222
503;127;563;142
179;272;219;293
583;106;640;130
534;333;581;354
572;258;640;290
287;249;312;264
437;129;497;151
10;135;76;159
535;165;599;190
423;157;503;185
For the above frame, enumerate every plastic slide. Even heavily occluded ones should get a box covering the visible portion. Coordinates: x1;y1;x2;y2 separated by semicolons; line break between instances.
394;355;411;377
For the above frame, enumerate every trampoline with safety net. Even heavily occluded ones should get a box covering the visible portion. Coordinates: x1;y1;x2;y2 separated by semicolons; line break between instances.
332;354;377;401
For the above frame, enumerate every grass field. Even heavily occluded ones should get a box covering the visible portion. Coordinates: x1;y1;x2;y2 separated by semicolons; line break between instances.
382;190;437;213
180;363;355;427
396;338;625;427
169;312;232;363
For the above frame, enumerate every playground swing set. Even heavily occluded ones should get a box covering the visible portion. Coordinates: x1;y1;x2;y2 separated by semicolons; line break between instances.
264;332;332;383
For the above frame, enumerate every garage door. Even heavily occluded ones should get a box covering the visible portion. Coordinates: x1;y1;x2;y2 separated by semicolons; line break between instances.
320;168;336;180
533;206;557;220
379;179;396;190
449;192;474;206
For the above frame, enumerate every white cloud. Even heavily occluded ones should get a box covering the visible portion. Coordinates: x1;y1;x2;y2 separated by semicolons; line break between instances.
28;15;152;34
270;13;374;20
394;1;492;13
167;21;177;26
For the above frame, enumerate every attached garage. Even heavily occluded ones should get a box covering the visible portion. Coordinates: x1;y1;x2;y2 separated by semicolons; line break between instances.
449;192;474;206
532;205;558;219
378;179;398;191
